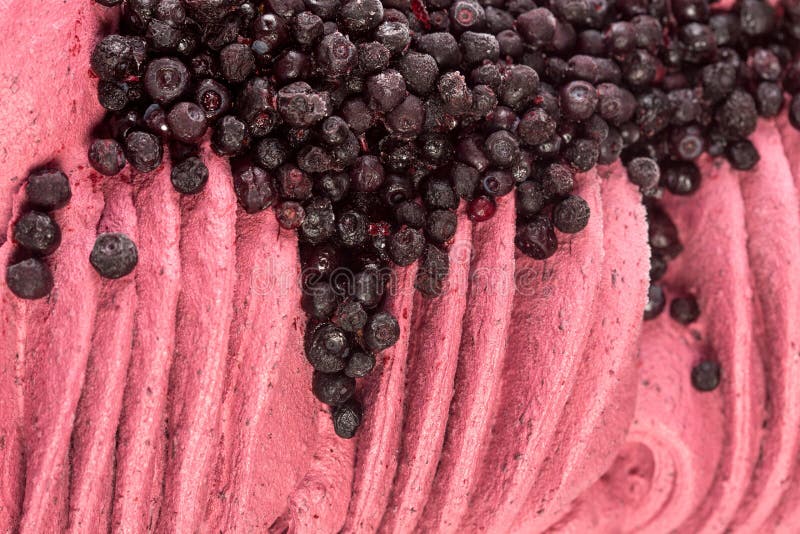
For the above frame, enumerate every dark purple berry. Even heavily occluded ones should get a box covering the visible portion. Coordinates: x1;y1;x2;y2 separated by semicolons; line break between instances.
414;32;461;70
425;209;457;244
364;311;400;351
344;352;375;378
726;140;760;170
332;399;363;438
516;215;558;260
482;169;514;196
124;131;163;172
563;138;599;172
277;81;332;127
91;35;146;82
388;227;425;266
302;283;339;320
516;8;556;45
144;57;189;105
366;69;406;111
553;195;590;233
232;158;275;213
716;90;757;140
560;80;598;121
398;52;438;95
300;198;336;244
13;211;61;256
89;139;127;176
90;232;138;279
6;258;54;300
422;178;459;210
195;78;231;121
171;157;209;195
670;295;700;324
26;169;71;210
500;65;539;111
484;130;520;168
334;300;368;333
275;201;306;230
98;80;129;111
516;180;545;218
312;371;355;405
691;360;720;391
739;0;775;37
626;157;660;190
755;82;783;118
316;31;358;76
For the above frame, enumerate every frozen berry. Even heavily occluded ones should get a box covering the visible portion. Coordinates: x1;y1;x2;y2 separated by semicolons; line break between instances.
276;201;306;229
516;215;558;259
90;232;139;279
670;295;700;324
231;158;275;213
364;311;400;351
344;352;375;378
389;227;425;266
124;131;163;172
171;157;209;194
643;284;666;320
553;195;590;233
167;102;208;143
26;169;71;210
13;211;61;256
5;258;54;300
144;57;189;104
312;371;356;405
332;399;363;438
691;360;721;391
89;139;127;176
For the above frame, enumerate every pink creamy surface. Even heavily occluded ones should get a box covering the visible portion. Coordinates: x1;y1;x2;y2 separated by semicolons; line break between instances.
2;4;800;534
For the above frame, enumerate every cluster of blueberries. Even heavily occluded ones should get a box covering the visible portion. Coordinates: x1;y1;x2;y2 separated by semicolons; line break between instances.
14;0;800;432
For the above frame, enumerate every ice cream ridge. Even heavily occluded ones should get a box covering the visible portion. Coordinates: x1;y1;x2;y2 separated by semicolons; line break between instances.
2;0;800;532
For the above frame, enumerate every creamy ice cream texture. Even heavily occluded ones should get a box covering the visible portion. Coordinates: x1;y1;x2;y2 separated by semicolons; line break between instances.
2;2;800;533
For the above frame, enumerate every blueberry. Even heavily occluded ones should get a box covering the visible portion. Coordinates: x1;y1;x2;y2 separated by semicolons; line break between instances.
553;195;590;234
90;233;139;279
277;81;332;127
340;0;384;33
144;57;190;105
195;78;231;121
425;209;457;244
518;108;557;146
98;80;129;111
344;352;375;378
316;32;358;76
560;80;598;121
219;43;256;83
541;163;574;198
231;158;275;213
394;201;427;229
312;371;356;405
626;157;660;190
516;215;558;260
363;311;400;352
124;131;163;173
691;361;721;391
467;195;496;222
352;268;385;308
484;130;520;169
26;169;71;210
275;201;306;229
349;156;385;193
254;137;289;170
332;399;363;438
302;283;339;320
726;140;760;171
211;115;250;157
663;162;701;195
171;157;209;195
13;211;61;256
398;52;439;95
89;139;127;176
91;35;146;82
167;102;208;143
5;258;54;300
482;169;514;197
388;227;425;266
300;198;336;244
366;69;406;112
517;8;557;45
422;178;459;210
516;181;545;218
670;295;701;324
643;284;666;320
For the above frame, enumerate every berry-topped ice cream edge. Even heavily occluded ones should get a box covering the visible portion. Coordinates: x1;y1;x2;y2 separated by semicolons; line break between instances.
1;0;800;532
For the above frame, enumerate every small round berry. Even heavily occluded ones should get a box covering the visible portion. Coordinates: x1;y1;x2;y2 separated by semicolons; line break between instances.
517;8;557;45
337;210;369;247
340;0;384;33
670;295;701;324
691;360;721;392
426;210;457;244
755;82;783;118
26;169;71;210
332;399;363;438
482;170;514;197
219;43;256;83
468;195;496;222
726;140;760;171
364;311;400;352
167;102;208;143
626;157;660;190
171;157;208;195
312;371;356;405
90;233;139;279
277;82;332;127
650;253;668;281
275;201;306;230
98;80;129;111
516;216;558;260
367;69;406;112
560;80;598;121
553;195;590;234
212;115;250;157
144;57;190;105
89;139;127;176
316;32;358;76
663;162;701;195
231;158;275;214
422;178;459;210
302;284;339;320
90;35;146;82
300;199;336;244
484;131;520;169
13;211;61;255
389;227;425;266
344;352;375;378
5;258;54;300
124;131;163;173
334;300;368;333
542;163;574;198
195;78;231;121
643;284;666;320
255;138;289;170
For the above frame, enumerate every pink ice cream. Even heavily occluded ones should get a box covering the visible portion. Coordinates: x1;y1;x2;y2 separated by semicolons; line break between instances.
2;2;800;533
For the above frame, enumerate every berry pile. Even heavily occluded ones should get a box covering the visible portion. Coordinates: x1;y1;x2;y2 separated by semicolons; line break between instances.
74;0;800;428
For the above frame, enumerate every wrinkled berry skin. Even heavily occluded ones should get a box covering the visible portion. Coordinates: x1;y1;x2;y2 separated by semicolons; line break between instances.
6;258;54;300
90;233;139;279
516;216;558;260
305;323;350;372
13;211;62;256
332;399;363;438
26;169;71;210
171;157;209;195
231;158;275;214
363;311;400;352
312;371;356;405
